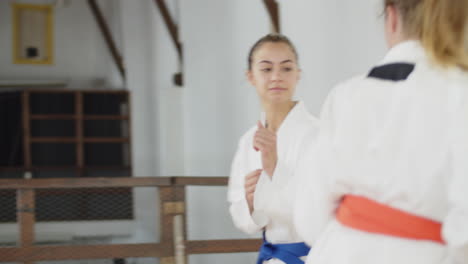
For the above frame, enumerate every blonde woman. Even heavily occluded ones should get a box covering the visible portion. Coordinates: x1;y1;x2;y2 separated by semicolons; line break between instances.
295;0;468;263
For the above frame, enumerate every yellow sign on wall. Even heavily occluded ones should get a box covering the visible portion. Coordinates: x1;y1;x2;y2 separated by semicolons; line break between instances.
12;3;54;65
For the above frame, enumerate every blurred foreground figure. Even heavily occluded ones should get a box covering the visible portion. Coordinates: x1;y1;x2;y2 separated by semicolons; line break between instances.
295;0;468;263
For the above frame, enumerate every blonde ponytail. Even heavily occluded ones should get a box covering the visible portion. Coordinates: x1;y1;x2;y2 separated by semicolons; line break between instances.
421;0;468;70
385;0;468;70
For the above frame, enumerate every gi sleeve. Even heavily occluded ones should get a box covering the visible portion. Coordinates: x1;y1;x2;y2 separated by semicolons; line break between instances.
294;88;344;246
252;137;314;226
443;84;468;264
228;138;264;235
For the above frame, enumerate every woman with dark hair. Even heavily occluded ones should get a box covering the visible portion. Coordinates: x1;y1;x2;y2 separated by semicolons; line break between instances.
228;34;318;264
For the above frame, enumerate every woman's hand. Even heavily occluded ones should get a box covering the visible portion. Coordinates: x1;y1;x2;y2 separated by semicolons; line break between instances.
245;169;262;214
253;121;278;178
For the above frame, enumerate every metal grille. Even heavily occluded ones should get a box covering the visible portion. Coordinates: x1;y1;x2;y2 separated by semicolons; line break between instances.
0;190;17;222
35;188;133;221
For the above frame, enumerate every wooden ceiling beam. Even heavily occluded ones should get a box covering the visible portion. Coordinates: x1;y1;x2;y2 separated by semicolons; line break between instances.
153;0;183;86
153;0;182;61
87;0;126;80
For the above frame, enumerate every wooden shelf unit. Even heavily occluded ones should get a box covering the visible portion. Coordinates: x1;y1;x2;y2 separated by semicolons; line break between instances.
0;89;133;221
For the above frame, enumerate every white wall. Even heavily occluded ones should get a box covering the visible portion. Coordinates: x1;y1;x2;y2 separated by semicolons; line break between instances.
279;0;386;115
121;0;185;178
149;0;185;178
118;0;185;260
119;0;159;251
0;0;123;89
180;1;270;263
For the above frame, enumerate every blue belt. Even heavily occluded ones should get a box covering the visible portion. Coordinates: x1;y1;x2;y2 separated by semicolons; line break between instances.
257;232;311;264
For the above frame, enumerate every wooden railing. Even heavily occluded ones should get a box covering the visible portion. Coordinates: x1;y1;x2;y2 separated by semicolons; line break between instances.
0;177;261;264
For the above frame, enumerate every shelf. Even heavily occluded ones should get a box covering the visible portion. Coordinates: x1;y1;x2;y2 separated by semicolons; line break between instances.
1;90;131;172
31;137;77;143
24;89;128;94
84;138;129;143
84;166;131;170
30;115;129;120
0;80;67;88
83;115;129;120
0;167;25;172
31;137;129;143
31;114;77;120
29;92;75;115
37;188;132;195
24;88;74;93
0;166;131;172
30;166;77;171
0;89;133;222
31;119;76;137
30;138;129;147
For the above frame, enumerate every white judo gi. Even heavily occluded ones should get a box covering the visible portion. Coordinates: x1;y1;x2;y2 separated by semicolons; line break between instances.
228;101;319;264
295;41;468;264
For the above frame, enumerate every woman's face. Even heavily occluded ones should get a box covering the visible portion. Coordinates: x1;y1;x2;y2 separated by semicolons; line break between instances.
247;42;300;105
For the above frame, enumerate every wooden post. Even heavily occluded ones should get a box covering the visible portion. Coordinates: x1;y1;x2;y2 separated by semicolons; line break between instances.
22;91;31;173
173;214;185;264
17;189;35;264
159;185;186;264
75;91;84;177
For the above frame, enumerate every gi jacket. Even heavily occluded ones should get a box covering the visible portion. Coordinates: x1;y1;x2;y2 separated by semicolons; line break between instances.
295;41;468;264
228;101;319;264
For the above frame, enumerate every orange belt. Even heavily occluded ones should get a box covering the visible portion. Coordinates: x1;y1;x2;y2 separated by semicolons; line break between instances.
336;195;445;244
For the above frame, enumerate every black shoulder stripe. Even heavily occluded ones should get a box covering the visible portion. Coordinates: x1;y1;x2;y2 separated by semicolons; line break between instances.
367;63;415;81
